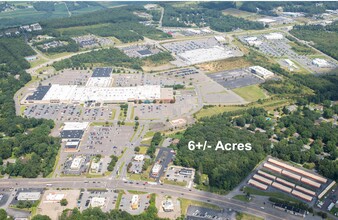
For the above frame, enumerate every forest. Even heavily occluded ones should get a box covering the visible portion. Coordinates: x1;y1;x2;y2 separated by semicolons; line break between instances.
290;21;338;60
52;48;142;71
38;6;171;42
0;37;35;74
174;110;270;192
239;2;338;16
0;37;60;178
161;4;264;32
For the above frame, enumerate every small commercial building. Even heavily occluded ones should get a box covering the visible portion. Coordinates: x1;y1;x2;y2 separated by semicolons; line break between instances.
151;164;162;177
312;58;330;68
249;66;274;79
17;192;41;201
70;157;84;170
264;33;284;40
162;199;174;212
131;195;139;210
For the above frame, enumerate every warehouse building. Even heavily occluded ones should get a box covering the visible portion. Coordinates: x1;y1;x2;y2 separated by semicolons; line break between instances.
264;33;284;40
248;179;268;190
249;66;274;79
312;58;330;68
252;174;273;185
267;158;327;183
291;190;313;202
272;182;292;193
263;163;282;173
257;170;276;180
275;178;296;188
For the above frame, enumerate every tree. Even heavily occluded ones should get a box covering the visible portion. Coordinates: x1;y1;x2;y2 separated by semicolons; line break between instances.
60;198;68;206
32;215;51;220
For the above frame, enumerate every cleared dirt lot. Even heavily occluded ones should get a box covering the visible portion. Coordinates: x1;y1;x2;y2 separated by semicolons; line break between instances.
37;190;80;220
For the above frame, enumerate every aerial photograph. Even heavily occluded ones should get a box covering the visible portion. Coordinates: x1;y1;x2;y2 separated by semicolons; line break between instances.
0;1;337;219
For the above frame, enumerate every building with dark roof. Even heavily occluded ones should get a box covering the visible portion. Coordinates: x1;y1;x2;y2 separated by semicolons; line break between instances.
92;68;112;77
137;49;153;57
26;85;51;101
60;130;85;139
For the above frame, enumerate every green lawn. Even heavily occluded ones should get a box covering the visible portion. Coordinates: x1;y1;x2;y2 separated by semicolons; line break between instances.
243;186;301;203
236;213;264;220
163;179;187;187
110;109;116;120
178;198;221;215
138;146;148;155
232;85;267;102
115;190;124;209
127;190;148;194
233;195;251;202
195;98;291;120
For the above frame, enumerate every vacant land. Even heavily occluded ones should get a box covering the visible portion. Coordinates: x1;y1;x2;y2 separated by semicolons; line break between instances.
197;57;252;73
232;85;267;102
178;198;221;215
195;98;291;119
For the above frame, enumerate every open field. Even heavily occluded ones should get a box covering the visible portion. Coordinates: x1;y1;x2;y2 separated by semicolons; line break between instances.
243;186;301;203
236;213;264;220
195;98;292;119
232;85;267;102
178;198;221;215
197;57;252;73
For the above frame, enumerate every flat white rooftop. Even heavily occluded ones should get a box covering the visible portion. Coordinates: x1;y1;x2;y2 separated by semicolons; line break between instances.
63;122;89;131
39;84;172;103
17;192;41;201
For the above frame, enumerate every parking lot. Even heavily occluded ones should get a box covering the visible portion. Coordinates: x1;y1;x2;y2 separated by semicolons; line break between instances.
164;166;195;187
78;189;117;212
62;154;91;175
119;192;150;215
79;125;134;156
238;34;338;73
0;188;11;207
120;45;161;58
208;68;265;89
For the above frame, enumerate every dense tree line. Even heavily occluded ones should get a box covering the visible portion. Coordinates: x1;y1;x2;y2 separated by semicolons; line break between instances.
239;2;338;16
175;110;270;192
160;4;264;32
32;2;55;12
0;38;60;178
0;37;35;74
52;48;142;71
146;132;163;158
142;52;174;65
290;21;338;60
41;6;142;29
107;155;118;171
65;2;102;11
38;6;170;42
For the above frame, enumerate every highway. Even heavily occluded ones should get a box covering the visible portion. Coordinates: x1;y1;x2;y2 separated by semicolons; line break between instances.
0;177;303;220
